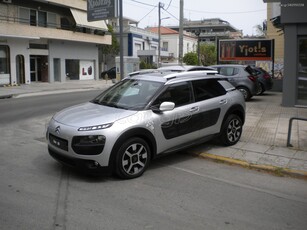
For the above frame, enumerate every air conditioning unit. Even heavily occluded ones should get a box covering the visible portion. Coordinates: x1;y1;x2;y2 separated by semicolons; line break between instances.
2;0;12;3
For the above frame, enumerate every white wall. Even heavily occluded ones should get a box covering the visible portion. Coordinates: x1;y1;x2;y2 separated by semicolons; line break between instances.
48;40;99;82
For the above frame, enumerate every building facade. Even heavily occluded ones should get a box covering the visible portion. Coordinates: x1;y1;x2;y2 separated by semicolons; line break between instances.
147;26;198;64
264;0;307;107
168;18;243;45
108;18;159;68
0;0;111;85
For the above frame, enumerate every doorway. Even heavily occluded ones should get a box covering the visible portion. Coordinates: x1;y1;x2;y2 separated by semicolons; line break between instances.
30;56;41;82
54;58;61;81
30;55;48;82
16;55;25;84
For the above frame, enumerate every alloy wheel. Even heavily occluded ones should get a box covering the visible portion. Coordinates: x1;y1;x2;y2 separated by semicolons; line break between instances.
121;143;148;176
226;118;242;143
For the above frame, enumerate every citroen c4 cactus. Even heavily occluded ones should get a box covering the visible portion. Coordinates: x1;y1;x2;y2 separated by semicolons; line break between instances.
47;71;245;179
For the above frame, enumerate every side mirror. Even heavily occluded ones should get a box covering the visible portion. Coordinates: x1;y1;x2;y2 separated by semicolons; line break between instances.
152;102;175;113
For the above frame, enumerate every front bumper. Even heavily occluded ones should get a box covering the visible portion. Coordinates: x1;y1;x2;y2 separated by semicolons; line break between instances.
48;146;112;175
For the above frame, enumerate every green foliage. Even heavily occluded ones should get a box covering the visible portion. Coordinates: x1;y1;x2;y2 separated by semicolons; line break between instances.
100;24;119;55
140;61;157;69
183;52;198;65
199;43;217;66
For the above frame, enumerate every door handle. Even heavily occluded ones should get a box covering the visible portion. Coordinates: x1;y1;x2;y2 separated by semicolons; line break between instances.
220;99;227;105
189;106;199;112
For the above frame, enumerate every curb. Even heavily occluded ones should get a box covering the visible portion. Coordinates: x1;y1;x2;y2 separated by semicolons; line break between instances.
195;152;307;180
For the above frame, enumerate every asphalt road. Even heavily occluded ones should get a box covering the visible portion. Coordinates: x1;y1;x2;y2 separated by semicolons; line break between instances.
1;91;307;230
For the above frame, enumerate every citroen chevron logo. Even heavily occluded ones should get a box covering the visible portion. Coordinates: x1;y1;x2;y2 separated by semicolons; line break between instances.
55;126;61;135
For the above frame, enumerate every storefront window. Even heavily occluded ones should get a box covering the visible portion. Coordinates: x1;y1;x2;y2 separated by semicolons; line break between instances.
0;46;9;74
297;38;307;105
65;60;79;80
0;45;10;85
65;59;94;80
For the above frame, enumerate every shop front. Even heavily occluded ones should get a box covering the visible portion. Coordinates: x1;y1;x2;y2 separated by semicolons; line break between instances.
0;45;10;85
280;1;307;107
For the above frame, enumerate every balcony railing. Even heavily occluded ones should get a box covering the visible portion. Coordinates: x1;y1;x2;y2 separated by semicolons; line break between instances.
0;15;106;36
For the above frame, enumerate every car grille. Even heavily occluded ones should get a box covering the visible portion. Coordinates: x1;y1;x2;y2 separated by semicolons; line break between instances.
49;134;68;151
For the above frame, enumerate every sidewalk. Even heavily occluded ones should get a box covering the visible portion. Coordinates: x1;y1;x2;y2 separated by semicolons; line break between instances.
1;80;307;178
0;80;113;99
189;93;307;178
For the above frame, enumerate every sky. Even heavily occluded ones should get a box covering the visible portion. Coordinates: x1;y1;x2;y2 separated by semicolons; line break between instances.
123;0;267;36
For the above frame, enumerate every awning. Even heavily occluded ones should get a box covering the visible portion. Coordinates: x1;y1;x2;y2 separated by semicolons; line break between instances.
70;8;108;31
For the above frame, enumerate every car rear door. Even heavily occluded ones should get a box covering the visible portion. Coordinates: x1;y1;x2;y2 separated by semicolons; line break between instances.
191;79;229;137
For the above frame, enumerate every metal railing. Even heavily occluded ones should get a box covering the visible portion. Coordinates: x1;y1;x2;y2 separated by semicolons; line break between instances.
287;117;307;147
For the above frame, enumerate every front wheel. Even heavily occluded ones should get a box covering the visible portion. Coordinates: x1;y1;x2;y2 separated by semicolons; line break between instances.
115;137;151;179
220;114;243;146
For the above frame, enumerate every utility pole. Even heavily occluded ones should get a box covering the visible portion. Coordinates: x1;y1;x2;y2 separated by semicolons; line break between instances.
119;0;124;80
158;2;161;68
179;0;184;65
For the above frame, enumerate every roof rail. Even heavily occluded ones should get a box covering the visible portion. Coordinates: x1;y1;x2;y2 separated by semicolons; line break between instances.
163;70;218;80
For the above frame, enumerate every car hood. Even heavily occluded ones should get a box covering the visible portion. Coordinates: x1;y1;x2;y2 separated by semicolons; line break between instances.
53;102;138;127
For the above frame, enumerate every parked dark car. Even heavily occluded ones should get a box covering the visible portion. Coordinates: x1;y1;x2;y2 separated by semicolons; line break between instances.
253;67;273;95
209;64;260;101
101;67;116;79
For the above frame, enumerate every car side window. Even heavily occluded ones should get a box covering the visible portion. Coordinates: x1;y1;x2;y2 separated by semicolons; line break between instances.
153;82;192;107
220;67;235;76
192;79;226;101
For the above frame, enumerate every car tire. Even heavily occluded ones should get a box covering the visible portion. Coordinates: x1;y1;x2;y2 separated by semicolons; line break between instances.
220;114;243;146
115;137;151;179
257;83;265;95
237;86;251;101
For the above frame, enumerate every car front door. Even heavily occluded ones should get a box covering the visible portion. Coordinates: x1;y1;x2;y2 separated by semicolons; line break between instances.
151;81;200;154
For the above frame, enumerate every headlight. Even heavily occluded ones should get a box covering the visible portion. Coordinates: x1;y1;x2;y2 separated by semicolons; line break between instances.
78;123;113;131
72;135;106;155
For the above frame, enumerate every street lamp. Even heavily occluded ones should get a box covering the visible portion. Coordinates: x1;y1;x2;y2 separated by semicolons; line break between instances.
195;29;201;65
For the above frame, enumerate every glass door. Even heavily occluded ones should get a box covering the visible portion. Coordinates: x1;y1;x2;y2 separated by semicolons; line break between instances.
30;56;42;82
297;37;307;106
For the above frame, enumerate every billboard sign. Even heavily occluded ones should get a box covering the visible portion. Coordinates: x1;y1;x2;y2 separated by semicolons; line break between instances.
87;0;117;21
219;39;274;61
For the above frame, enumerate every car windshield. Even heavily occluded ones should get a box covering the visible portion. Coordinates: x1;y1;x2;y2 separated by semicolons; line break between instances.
91;79;163;110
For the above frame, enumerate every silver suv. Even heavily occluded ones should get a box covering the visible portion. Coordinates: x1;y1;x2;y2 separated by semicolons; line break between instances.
47;71;245;179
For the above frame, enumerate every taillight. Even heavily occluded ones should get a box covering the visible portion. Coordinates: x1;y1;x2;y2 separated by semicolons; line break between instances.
248;75;257;82
263;74;271;79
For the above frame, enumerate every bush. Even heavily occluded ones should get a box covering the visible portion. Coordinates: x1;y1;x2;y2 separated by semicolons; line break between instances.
183;52;198;65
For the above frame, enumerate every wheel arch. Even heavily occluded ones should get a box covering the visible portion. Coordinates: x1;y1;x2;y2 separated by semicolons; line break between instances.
223;104;245;125
108;128;157;171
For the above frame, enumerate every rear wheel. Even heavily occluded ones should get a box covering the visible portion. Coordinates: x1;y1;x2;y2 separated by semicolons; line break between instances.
257;83;265;95
237;86;251;101
115;137;151;179
220;114;243;146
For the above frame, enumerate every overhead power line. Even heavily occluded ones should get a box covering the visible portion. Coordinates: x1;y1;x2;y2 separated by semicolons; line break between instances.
130;0;156;7
138;5;158;24
168;3;266;15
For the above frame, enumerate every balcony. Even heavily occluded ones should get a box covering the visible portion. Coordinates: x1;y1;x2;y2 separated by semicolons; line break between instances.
0;14;111;45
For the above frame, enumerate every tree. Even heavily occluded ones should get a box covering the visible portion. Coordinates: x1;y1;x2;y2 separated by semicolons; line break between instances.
254;20;267;36
100;24;120;55
183;52;198;65
199;43;217;66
